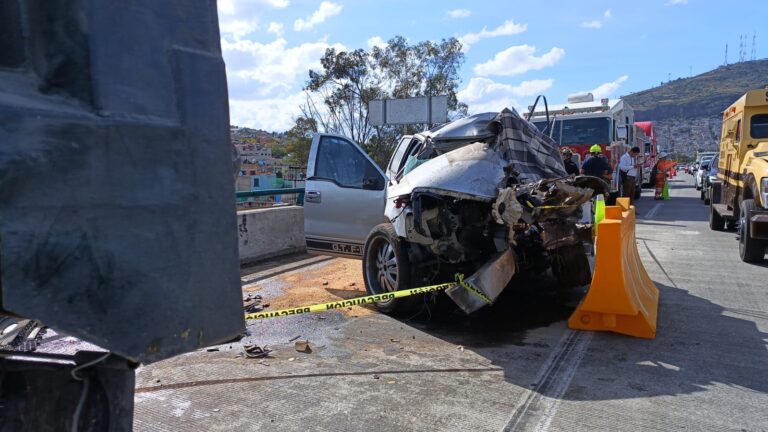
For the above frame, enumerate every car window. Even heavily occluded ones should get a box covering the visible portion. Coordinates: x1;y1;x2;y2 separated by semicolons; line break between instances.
387;136;413;179
315;136;384;190
751;114;768;139
708;158;719;176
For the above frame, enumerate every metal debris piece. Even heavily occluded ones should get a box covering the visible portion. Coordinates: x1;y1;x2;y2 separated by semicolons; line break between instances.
294;340;312;353
243;344;272;359
289;335;301;342
243;294;267;313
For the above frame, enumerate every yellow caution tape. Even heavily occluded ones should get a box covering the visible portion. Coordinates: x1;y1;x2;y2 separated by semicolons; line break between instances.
455;273;493;305
245;279;460;321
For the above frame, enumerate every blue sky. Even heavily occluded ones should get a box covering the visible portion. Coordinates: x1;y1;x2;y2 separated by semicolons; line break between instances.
218;0;767;131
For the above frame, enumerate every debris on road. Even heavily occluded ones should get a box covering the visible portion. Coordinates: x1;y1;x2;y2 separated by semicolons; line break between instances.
294;340;312;353
243;344;272;359
289;335;301;342
244;294;269;313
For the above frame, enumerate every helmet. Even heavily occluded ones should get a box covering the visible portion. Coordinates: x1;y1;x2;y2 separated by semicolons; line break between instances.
562;148;572;155
589;144;602;153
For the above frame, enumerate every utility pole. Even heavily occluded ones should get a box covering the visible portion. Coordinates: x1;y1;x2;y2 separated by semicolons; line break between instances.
724;43;728;65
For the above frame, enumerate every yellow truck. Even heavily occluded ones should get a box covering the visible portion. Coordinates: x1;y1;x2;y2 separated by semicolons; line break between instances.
709;89;768;262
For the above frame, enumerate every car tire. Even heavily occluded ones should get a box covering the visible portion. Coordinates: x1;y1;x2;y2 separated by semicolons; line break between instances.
362;223;416;315
738;199;767;263
700;188;706;201
709;199;725;231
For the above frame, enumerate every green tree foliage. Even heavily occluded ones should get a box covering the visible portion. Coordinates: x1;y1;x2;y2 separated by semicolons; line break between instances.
284;116;317;166
297;36;465;167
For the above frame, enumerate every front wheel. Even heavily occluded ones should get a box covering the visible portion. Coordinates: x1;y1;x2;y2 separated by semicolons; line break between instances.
739;199;767;263
363;223;415;315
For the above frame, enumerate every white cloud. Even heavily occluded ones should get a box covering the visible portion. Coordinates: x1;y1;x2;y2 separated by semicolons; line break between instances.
665;0;687;4
229;92;307;131
447;9;471;19
580;9;612;29
218;0;236;15
474;45;565;77
220;19;260;39
458;77;554;113
575;75;629;99
267;21;284;36
294;1;343;31
459;20;527;51
218;0;291;40
580;20;602;29
367;36;388;49
222;37;346;99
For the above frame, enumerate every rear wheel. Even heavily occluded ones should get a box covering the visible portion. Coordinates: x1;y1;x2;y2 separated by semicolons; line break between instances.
363;223;415;314
738;199;767;263
700;188;705;201
709;199;725;231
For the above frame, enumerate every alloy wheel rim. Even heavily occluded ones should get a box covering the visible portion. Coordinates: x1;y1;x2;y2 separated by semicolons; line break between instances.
375;241;398;292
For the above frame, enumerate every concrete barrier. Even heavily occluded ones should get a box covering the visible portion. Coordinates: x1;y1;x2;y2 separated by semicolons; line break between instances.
238;206;305;264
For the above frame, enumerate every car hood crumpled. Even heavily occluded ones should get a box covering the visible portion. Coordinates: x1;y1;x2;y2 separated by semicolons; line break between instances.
388;142;506;200
387;108;568;201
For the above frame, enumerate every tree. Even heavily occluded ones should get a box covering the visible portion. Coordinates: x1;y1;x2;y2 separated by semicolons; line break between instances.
284;116;317;166
300;36;465;167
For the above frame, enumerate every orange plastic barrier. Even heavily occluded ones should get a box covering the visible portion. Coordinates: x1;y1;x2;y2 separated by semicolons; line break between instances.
568;197;659;338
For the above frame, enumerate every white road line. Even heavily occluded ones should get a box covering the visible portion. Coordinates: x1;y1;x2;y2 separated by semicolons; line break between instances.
644;202;662;219
502;330;594;432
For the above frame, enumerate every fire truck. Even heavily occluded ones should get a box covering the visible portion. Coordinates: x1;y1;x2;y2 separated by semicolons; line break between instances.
527;93;639;198
634;121;659;187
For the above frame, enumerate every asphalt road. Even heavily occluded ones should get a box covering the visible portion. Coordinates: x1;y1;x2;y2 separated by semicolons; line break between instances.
134;176;768;432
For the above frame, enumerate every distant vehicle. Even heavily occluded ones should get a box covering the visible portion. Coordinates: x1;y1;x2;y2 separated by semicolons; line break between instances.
695;159;713;190
702;155;719;204
528;93;640;199
709;89;768;262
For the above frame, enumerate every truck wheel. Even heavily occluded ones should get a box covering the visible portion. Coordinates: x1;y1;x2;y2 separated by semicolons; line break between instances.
362;223;415;315
709;200;725;231
738;199;767;263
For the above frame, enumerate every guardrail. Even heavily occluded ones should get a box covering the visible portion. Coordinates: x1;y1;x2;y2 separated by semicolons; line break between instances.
236;188;305;205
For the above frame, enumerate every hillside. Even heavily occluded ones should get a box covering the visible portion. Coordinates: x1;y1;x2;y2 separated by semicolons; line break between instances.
623;59;768;154
624;59;768;121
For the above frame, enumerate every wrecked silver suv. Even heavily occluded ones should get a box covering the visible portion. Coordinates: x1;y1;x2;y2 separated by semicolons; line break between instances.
304;109;607;315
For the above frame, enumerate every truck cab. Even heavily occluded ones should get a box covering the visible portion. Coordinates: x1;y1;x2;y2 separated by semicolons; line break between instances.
709;89;768;262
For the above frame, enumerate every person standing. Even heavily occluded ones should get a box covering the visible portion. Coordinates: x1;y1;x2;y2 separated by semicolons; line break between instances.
650;153;669;200
580;145;613;181
562;149;579;175
618;146;642;203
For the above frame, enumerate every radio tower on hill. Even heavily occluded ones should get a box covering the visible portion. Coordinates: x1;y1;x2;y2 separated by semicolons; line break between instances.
724;44;728;65
751;33;757;61
739;35;746;62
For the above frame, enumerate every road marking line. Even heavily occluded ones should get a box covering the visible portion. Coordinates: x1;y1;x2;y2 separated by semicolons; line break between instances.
644;202;662;219
502;330;593;432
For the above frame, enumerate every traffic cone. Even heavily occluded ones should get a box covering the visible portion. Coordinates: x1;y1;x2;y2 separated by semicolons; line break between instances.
662;182;670;200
